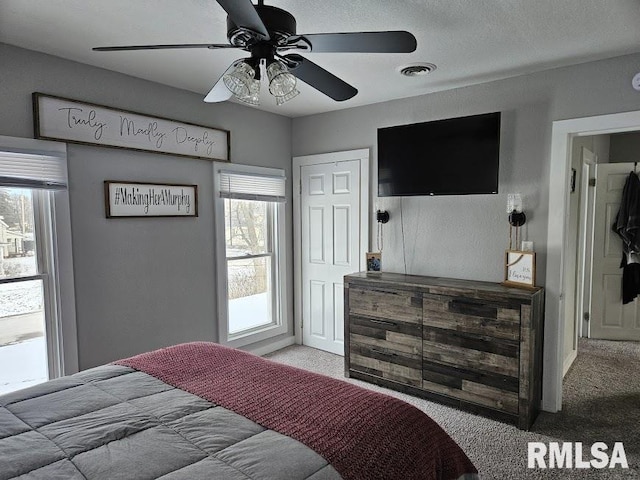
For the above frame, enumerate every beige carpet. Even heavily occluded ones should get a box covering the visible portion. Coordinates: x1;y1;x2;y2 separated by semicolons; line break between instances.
266;338;639;479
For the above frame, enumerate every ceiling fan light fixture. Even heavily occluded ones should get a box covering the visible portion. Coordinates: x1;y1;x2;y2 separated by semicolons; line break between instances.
237;78;261;105
223;60;255;98
267;60;297;98
275;87;300;105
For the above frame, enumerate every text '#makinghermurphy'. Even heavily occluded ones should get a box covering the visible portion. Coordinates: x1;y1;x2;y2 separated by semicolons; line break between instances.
113;186;192;214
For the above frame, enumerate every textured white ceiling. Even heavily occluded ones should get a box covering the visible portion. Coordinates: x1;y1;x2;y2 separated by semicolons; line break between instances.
2;0;640;118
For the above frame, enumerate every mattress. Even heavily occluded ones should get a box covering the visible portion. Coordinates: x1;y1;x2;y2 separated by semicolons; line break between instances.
0;342;478;479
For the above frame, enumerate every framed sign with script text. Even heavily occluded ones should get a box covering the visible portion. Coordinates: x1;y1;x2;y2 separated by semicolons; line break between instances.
33;93;229;161
503;250;536;288
105;181;198;218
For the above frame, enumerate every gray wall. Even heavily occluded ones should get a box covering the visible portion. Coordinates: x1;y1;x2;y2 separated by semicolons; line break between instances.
0;43;292;369
591;135;611;164
292;52;640;287
610;132;640;163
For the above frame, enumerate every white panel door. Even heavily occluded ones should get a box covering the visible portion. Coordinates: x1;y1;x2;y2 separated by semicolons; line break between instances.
300;159;362;354
591;162;640;340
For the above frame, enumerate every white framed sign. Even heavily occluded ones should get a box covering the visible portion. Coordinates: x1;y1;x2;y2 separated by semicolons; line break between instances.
503;250;536;288
33;93;229;161
105;181;197;218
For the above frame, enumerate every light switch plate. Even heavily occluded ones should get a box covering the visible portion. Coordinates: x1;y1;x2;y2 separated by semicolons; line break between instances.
633;72;640;91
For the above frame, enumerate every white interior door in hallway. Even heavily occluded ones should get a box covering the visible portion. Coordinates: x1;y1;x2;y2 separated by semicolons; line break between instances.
293;149;369;355
591;162;640;341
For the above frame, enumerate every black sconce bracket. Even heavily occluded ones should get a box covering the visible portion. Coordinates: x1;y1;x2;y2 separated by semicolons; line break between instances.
376;210;390;224
508;210;526;227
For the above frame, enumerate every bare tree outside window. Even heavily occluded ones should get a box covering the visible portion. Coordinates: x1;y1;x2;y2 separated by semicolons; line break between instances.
225;199;271;300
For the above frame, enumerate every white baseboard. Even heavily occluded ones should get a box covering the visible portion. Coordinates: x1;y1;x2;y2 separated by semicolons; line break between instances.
246;336;297;357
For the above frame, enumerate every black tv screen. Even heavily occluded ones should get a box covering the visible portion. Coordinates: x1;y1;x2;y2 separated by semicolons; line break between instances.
377;112;501;196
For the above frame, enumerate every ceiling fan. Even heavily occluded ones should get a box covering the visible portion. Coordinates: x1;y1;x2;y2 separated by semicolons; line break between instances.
93;0;417;106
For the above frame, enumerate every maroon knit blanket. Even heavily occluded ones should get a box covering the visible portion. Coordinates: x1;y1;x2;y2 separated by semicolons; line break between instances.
115;342;477;480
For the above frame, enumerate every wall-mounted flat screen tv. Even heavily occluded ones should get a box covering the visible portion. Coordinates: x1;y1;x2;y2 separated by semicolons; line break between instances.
377;112;501;196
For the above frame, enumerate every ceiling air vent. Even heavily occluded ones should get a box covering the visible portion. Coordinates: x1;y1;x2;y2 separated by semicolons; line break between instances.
399;63;437;77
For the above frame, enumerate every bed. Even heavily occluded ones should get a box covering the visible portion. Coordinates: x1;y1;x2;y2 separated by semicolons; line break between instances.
0;342;478;479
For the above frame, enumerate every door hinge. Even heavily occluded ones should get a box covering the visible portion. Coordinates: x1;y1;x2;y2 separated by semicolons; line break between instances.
589;178;596;187
299;180;302;195
584;312;590;322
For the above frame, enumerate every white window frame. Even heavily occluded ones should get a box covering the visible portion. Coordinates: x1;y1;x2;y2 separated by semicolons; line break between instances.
213;162;287;348
0;135;78;377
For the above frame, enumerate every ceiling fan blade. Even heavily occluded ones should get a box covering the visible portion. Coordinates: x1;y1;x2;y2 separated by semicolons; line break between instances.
294;31;417;53
216;0;269;40
284;54;357;102
93;44;238;52
203;63;236;103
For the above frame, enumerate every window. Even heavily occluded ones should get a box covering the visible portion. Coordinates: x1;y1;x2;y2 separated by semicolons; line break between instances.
0;136;76;394
214;164;287;347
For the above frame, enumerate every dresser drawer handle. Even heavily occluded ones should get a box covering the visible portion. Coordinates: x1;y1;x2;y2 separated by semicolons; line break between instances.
371;347;398;357
450;299;477;308
369;318;397;327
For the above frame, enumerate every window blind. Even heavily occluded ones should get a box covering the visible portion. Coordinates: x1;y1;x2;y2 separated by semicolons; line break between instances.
0;148;68;189
219;170;286;203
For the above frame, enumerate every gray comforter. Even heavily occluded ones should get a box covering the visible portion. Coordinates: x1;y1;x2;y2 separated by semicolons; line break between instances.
0;364;341;480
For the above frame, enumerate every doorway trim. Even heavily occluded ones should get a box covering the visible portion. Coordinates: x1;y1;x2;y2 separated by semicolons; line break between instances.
577;149;596;341
545;110;640;412
292;149;370;346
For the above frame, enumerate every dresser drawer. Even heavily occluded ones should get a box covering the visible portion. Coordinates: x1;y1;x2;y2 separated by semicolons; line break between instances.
349;286;422;324
422;327;519;377
421;332;519;414
422;375;519;414
350;315;421;352
350;348;422;387
349;315;422;386
422;293;521;341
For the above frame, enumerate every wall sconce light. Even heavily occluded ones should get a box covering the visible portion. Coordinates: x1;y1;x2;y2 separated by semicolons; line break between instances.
507;194;526;250
374;209;389;256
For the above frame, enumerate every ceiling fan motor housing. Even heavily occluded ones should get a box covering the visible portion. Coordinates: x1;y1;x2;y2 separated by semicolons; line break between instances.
227;5;296;48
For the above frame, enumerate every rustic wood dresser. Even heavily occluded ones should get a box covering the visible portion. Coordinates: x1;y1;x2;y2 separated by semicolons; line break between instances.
344;272;544;430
